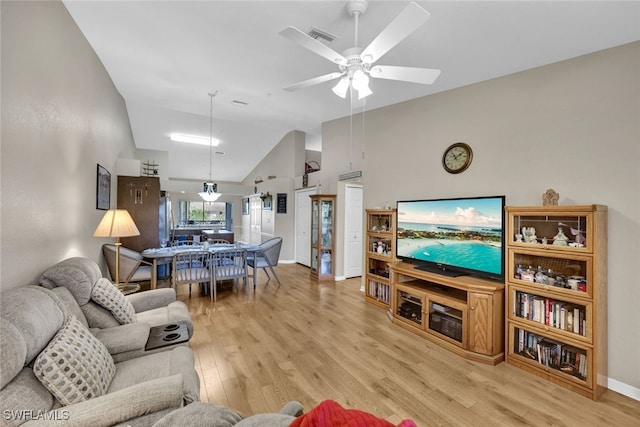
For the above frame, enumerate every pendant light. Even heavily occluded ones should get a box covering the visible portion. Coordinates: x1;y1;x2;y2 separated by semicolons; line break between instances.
199;92;222;202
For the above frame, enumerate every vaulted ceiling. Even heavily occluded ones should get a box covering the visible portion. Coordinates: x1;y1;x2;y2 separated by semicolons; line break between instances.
63;1;640;184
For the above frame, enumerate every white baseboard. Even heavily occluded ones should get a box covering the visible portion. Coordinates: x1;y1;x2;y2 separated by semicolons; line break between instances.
607;377;640;401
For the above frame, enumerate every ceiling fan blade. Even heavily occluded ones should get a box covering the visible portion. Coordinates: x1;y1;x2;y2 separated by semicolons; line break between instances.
369;65;441;85
283;72;344;92
360;2;430;64
280;26;347;66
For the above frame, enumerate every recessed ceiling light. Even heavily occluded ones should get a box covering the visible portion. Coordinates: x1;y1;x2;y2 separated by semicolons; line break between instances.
170;133;219;146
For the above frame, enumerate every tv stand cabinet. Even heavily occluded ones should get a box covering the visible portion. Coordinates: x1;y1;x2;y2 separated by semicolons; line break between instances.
390;261;505;365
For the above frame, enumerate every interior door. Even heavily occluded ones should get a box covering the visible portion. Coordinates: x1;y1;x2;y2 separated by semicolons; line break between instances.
295;188;316;266
249;195;262;245
344;185;363;278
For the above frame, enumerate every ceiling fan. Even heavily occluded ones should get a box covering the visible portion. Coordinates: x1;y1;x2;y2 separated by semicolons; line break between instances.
280;0;441;100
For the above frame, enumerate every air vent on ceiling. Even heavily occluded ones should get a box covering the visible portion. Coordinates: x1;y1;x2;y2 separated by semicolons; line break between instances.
232;100;248;106
307;26;337;45
214;151;225;156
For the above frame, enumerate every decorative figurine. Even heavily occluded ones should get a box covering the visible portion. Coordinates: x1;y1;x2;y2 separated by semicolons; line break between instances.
522;227;538;244
543;189;559;206
553;226;569;246
570;227;586;247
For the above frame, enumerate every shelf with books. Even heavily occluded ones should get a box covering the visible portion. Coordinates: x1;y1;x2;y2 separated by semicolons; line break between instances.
364;209;396;308
505;205;607;400
508;326;592;388
509;287;592;343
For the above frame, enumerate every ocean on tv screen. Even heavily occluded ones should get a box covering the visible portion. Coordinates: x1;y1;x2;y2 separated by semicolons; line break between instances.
397;222;502;275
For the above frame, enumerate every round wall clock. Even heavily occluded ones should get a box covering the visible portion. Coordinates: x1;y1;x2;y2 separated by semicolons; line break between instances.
442;142;473;174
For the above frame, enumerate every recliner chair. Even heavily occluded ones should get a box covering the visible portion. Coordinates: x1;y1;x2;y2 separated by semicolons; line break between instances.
39;257;194;361
0;285;199;427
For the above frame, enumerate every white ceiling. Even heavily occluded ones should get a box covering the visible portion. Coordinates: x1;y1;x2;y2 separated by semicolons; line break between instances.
63;1;640;183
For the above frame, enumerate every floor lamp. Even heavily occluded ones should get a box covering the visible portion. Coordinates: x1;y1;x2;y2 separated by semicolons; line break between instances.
93;209;140;285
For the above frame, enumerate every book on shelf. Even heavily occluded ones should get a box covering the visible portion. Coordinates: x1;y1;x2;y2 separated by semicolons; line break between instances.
514;291;587;336
515;329;588;380
368;280;389;303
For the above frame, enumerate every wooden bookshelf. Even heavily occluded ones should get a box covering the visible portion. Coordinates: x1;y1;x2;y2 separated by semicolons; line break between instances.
364;209;396;308
505;205;607;400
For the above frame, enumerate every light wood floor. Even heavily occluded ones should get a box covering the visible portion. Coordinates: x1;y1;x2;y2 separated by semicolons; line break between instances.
175;263;640;426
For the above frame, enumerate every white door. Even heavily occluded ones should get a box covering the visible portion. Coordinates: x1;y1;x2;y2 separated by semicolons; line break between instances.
249;195;262;245
295;188;316;266
344;185;363;278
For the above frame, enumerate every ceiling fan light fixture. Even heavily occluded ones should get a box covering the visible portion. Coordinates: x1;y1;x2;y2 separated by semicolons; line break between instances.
351;69;372;99
332;77;350;98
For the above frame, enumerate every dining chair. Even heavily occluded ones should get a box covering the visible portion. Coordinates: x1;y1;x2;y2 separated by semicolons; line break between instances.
102;244;153;285
210;248;247;302
171;238;196;247
171;250;212;297
246;237;283;290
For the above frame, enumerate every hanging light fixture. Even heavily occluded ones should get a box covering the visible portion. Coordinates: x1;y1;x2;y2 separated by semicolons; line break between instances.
332;66;372;100
199;92;222;202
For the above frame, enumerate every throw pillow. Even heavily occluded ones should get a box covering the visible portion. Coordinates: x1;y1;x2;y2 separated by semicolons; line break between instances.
33;315;116;406
91;278;136;324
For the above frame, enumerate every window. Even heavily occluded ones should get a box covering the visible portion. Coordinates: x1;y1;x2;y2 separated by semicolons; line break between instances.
177;200;230;230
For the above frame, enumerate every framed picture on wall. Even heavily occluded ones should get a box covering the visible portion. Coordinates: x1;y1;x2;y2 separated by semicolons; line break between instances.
242;198;249;215
277;193;287;214
96;164;111;210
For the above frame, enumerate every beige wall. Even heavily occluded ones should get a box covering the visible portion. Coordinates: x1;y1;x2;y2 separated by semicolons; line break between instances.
321;41;640;396
1;0;138;286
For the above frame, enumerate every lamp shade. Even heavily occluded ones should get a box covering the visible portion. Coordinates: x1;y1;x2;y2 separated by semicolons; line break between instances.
332;77;350;99
93;209;140;238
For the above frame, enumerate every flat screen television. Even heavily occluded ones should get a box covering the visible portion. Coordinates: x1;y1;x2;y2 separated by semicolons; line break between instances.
396;195;505;282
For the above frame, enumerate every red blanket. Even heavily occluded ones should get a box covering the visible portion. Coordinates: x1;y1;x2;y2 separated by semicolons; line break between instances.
290;400;417;427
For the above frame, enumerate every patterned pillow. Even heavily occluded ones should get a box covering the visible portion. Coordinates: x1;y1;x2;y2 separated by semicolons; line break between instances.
33;315;116;406
90;278;136;324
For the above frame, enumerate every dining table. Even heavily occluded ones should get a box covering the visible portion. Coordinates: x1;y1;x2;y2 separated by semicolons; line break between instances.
141;243;260;289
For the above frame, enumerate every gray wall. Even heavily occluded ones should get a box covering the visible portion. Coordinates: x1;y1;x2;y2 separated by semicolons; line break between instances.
321;41;640;397
1;0;138;286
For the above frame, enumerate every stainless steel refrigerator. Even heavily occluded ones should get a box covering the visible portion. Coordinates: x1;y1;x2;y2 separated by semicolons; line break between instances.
158;195;172;277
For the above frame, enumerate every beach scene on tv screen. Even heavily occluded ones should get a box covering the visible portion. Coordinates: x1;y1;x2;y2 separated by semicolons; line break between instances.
397;198;503;275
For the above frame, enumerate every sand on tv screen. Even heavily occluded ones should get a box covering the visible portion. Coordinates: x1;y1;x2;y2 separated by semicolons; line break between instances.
396;196;505;279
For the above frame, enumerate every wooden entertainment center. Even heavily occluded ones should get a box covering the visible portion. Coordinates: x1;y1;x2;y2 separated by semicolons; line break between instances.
390;261;505;365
